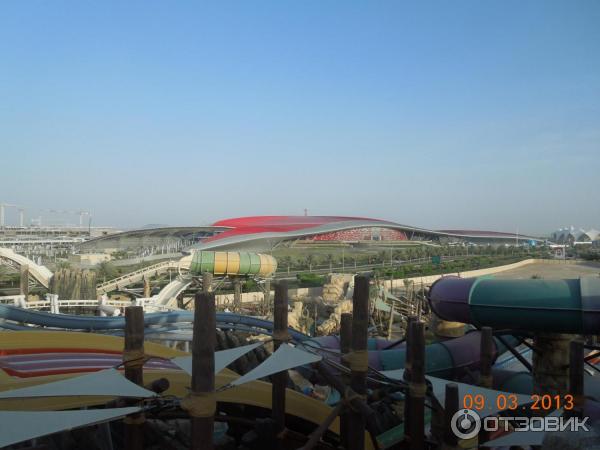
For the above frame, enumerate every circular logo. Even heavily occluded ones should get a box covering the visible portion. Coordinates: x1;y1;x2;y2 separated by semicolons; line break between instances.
451;409;481;440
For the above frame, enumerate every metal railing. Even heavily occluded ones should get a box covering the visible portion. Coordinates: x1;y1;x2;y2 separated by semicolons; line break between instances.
0;295;176;313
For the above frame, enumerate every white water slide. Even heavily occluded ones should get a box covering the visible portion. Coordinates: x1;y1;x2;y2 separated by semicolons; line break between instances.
153;276;193;307
0;248;53;288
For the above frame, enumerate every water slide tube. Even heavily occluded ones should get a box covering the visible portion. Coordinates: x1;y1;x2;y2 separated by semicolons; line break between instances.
302;331;518;376
189;251;277;277
0;305;308;341
428;276;600;334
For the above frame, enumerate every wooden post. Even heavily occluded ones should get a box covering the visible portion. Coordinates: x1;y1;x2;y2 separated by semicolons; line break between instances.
272;281;289;434
185;291;216;450
347;275;369;450
19;264;29;297
408;321;425;450
202;272;213;293
533;333;572;395
387;300;395;340
143;277;151;298
339;313;353;448
233;279;242;312
568;340;584;418
480;327;494;388
403;316;417;439
124;306;145;450
443;383;459;449
340;313;353;359
264;278;271;315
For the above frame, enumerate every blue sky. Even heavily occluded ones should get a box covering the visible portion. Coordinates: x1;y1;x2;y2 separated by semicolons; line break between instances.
1;1;598;234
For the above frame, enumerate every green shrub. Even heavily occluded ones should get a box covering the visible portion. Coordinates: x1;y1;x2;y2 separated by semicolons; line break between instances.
296;273;326;287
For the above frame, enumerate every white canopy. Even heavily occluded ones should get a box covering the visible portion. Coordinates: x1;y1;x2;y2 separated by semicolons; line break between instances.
0;407;139;448
172;342;263;375
229;344;321;388
0;368;157;399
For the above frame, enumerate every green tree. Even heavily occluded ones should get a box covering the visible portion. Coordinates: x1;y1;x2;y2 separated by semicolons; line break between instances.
97;261;118;282
324;253;337;271
304;254;316;272
56;260;72;270
279;256;293;273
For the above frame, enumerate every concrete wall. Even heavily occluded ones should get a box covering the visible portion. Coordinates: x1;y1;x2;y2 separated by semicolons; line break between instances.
215;286;322;307
69;253;111;268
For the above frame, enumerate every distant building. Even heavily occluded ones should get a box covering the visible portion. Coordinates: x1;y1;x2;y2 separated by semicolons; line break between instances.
191;216;544;252
0;225;120;262
551;227;600;246
74;216;544;255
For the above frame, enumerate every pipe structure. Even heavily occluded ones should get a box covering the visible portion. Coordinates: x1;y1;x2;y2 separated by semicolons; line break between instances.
0;305;308;340
304;331;518;376
428;276;600;334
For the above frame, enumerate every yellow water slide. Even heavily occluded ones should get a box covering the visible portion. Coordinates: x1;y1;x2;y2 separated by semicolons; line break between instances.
190;251;277;277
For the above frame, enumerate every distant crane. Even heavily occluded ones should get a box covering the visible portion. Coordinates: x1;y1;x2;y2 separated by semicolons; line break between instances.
0;203;23;227
42;209;91;227
0;204;90;228
17;208;25;227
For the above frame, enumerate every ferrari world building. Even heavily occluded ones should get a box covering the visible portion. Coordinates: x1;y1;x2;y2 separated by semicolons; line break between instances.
78;215;542;254
189;216;541;252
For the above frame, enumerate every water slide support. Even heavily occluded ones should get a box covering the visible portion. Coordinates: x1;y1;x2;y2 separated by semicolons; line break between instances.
428;275;600;396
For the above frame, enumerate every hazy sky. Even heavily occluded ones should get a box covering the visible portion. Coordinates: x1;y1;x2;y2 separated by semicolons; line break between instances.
1;1;598;235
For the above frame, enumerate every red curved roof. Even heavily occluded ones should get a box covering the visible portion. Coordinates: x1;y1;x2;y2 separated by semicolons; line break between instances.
208;216;381;242
199;215;541;246
213;215;378;229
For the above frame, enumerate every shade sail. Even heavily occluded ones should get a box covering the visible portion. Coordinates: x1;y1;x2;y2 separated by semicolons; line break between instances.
229;344;321;387
0;407;139;447
0;368;156;399
172;342;263;375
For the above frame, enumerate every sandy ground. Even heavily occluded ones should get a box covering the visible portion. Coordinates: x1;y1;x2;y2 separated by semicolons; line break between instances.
494;261;600;279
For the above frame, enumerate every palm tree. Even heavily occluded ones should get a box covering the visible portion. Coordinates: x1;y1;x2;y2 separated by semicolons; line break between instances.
304;254;316;272
325;254;336;271
413;246;423;261
346;255;357;271
97;261;118;282
279;256;292;274
377;251;387;267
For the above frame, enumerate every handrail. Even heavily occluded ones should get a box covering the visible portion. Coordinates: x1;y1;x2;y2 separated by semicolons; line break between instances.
96;260;183;293
2;297;178;313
